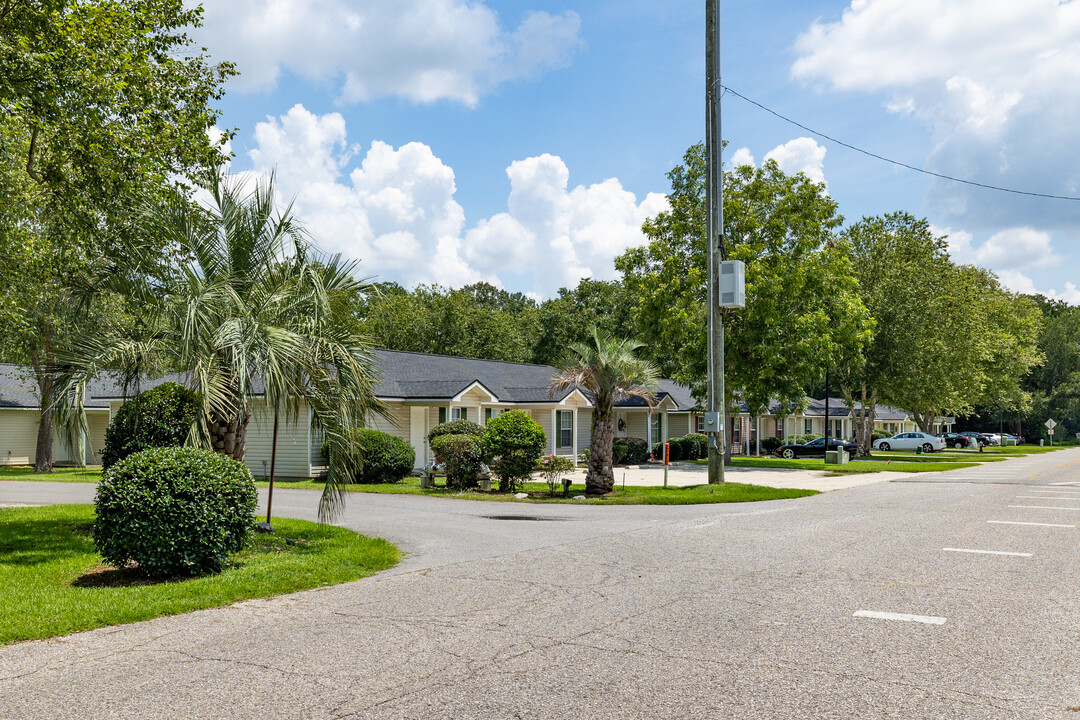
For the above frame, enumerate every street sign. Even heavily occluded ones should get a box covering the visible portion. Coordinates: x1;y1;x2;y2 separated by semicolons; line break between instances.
1046;419;1057;430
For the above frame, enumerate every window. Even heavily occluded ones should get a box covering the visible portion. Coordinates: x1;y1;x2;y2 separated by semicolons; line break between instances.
695;415;704;433
451;407;467;421
804;419;812;435
650;414;662;446
776;419;784;439
558;410;573;448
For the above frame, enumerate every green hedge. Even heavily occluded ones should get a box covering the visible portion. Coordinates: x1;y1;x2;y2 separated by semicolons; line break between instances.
624;437;650;465
612;441;629;465
427;419;483;444
482;410;546;492
320;428;416;483
101;382;201;469
430;433;486;489
93;447;257;577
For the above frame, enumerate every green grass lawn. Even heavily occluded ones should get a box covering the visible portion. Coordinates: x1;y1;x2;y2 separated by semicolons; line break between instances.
0;466;102;482
0;467;817;505
0;504;399;645
259;476;819;505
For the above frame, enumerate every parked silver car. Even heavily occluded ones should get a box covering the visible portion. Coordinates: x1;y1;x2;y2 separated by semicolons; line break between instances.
873;432;946;453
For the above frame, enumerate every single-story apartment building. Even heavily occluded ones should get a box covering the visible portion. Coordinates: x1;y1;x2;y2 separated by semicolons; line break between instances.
0;350;938;477
0;364;111;466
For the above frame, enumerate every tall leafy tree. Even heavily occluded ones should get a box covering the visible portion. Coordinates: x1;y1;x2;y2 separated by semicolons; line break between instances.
532;279;636;366
61;175;381;520
359;283;540;363
550;329;658;495
838;214;1042;451
617;144;871;452
0;0;233;470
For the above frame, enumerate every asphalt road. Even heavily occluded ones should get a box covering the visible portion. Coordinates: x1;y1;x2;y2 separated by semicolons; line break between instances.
2;448;1080;719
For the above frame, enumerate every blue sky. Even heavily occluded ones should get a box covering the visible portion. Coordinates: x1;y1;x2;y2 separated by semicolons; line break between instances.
195;0;1080;302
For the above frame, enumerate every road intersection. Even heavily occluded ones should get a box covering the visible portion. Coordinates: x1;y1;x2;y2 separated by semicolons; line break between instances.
2;448;1079;718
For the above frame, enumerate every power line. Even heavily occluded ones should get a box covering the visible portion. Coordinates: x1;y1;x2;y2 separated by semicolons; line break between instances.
721;84;1080;202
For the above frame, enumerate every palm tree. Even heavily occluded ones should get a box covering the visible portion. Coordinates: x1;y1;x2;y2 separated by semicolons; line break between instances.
60;173;381;520
551;328;659;495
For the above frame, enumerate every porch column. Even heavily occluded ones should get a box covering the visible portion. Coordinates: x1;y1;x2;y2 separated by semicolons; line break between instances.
550;408;557;455
572;408;578;460
756;416;761;456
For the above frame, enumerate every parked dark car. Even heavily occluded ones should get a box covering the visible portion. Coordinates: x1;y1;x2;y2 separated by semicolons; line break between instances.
957;431;992;447
940;432;972;449
775;437;857;459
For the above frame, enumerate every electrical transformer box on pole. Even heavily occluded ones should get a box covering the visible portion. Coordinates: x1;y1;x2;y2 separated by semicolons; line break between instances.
717;260;746;309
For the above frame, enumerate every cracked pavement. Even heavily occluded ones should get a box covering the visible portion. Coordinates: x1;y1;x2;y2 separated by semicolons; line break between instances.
3;448;1080;718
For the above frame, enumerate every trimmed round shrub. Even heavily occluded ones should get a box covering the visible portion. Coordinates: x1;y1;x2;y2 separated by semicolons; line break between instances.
871;429;891;441
430;433;486;489
101;382;201;469
682;433;709;459
427;419;483;445
93;447;257;577
612;441;629;466
671;437;694;461
624;437;650;465
481;410;546;492
355;429;415;483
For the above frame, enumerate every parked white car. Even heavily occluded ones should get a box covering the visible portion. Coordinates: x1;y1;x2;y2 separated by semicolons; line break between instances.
873;432;946;453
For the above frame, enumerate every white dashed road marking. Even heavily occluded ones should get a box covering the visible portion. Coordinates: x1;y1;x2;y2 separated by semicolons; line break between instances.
1009;505;1080;511
1016;496;1080;501
988;520;1075;528
853;610;946;625
943;548;1032;557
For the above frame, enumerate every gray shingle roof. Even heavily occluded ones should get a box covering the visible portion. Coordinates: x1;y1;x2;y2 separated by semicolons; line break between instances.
369;350;700;409
0;364;111;409
371;350;570;403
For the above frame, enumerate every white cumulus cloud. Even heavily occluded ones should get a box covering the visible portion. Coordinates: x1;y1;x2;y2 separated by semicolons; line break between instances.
791;0;1080;232
243;104;667;297
763;137;827;186
191;0;582;105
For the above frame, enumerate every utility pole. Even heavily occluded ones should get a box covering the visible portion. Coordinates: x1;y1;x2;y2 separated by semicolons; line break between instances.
706;0;726;484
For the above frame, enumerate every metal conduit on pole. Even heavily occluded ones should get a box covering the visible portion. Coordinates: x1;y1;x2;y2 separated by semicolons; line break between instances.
705;0;726;484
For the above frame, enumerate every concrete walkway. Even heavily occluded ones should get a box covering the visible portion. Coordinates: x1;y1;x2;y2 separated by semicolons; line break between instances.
566;461;912;492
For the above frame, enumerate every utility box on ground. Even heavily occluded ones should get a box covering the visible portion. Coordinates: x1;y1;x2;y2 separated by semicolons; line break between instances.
825;449;849;465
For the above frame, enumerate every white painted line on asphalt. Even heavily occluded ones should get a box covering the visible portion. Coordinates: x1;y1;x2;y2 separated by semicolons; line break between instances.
988;520;1075;528
853;610;946;625
1049;481;1080;486
1017;496;1080;501
1009;505;1080;511
942;548;1032;557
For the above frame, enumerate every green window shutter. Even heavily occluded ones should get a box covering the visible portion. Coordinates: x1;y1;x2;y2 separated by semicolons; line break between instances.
439;407;446;424
485;408;492;422
461;408;467;421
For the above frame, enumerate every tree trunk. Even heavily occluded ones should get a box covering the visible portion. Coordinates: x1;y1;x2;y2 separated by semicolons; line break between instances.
209;408;251;461
846;381;877;458
586;410;615;494
34;371;55;473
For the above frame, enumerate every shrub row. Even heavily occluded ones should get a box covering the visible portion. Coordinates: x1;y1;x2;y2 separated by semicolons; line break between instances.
427;410;546;492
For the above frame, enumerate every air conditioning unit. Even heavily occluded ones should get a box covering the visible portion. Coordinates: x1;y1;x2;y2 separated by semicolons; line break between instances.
717;260;745;308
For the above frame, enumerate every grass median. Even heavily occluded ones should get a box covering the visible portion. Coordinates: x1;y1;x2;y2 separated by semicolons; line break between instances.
0;504;399;645
0;467;817;505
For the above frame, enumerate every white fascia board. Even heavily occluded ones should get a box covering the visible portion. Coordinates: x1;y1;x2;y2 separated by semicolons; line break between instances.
557;389;593;408
451;380;499;403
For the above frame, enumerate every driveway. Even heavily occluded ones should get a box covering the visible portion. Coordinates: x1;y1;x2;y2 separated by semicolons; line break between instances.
2;448;1080;718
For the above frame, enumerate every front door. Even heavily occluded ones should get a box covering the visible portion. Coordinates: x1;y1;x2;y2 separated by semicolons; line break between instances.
410;406;427;469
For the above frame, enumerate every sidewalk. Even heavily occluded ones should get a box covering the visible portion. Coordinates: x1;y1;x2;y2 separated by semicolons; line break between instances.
560;461;909;493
